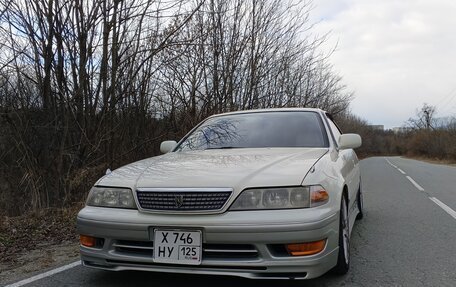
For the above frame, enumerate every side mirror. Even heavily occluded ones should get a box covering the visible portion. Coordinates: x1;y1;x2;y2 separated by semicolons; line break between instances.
338;134;362;150
160;140;177;154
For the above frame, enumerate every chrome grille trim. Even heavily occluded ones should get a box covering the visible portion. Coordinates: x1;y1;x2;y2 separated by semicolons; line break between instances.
203;248;258;254
203;244;259;259
112;243;154;250
112;240;259;260
135;188;233;213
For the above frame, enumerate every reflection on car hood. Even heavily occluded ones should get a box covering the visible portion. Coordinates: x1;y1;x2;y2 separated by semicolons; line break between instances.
97;148;328;191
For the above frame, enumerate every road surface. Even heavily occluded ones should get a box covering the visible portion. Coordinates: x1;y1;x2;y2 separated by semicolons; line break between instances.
3;157;456;287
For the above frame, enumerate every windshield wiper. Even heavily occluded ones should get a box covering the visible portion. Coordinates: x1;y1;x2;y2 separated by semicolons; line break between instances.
205;146;243;150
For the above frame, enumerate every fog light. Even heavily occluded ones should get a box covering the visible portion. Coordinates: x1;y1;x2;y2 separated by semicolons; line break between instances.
285;239;326;256
80;235;97;247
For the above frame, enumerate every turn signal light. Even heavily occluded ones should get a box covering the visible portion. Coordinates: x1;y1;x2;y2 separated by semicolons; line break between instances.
80;235;97;247
310;188;329;207
285;239;327;256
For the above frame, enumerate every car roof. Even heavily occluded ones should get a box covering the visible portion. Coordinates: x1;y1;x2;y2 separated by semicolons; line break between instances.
208;107;326;118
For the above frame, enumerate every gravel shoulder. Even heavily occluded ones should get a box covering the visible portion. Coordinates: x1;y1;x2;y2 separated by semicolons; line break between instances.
0;242;80;285
0;207;82;285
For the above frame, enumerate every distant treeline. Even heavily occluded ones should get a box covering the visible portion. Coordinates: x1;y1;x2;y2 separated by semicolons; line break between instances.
337;112;456;161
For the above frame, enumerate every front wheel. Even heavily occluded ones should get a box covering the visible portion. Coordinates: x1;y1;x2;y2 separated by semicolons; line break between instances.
333;194;350;275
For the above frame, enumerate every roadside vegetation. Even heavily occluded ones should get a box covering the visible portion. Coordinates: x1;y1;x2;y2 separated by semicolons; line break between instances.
337;104;456;161
0;0;352;217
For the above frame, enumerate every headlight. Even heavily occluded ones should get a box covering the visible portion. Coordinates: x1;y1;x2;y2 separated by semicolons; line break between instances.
86;187;137;209
229;186;328;210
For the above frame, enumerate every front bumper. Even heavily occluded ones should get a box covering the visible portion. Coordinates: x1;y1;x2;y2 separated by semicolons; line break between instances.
77;206;340;279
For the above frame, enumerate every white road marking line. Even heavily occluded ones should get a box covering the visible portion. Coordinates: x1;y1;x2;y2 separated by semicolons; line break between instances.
385;159;397;168
397;168;406;175
5;261;81;287
385;158;404;174
430;197;456;220
406;176;425;191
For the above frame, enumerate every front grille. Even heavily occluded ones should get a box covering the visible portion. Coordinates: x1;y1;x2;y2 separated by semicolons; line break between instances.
136;190;232;211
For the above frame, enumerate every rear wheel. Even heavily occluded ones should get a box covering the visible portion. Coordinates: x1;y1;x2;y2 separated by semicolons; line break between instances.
356;184;364;220
333;193;350;275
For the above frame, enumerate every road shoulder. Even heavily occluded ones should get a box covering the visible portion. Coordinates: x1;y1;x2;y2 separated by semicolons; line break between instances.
0;242;80;285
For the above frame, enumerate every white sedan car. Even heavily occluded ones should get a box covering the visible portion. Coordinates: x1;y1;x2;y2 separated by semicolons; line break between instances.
77;108;362;279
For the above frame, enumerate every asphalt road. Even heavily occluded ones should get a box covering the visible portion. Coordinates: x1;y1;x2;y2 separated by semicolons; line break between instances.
4;157;456;287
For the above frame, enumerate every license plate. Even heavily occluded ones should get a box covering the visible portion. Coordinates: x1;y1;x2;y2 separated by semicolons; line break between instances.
153;229;202;265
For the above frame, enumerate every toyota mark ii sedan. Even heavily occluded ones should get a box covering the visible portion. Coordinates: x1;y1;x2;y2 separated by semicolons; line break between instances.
77;108;363;279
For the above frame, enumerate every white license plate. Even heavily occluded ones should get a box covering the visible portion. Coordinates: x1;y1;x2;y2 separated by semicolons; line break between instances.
153;229;202;265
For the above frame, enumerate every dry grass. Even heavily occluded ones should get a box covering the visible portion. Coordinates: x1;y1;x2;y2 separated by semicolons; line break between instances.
404;155;456;167
0;204;83;265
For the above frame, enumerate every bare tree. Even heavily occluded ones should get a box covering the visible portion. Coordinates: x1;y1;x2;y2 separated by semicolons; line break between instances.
0;0;353;215
408;103;436;130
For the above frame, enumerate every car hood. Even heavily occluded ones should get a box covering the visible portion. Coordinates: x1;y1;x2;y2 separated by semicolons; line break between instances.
97;148;328;191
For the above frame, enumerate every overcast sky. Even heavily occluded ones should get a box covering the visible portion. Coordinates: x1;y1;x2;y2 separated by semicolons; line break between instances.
310;0;456;128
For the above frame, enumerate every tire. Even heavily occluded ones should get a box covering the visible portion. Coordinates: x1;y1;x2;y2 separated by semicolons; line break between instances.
356;184;364;220
333;193;350;275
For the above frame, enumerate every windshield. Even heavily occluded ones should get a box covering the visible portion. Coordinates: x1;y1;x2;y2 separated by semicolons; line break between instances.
176;111;329;151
